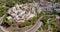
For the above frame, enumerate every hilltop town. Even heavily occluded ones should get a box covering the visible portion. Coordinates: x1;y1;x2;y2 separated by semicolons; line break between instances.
0;0;60;32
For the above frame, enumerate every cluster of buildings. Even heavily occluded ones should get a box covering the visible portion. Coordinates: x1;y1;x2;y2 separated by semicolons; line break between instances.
7;4;35;23
7;3;42;23
36;0;60;13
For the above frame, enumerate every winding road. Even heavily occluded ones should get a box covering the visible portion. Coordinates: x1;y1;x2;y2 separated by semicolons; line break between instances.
25;16;43;32
0;14;7;32
0;28;4;32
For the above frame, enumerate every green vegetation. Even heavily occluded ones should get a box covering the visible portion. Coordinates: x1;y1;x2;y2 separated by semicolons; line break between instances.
0;0;34;8
41;16;49;30
19;21;31;27
50;18;60;32
37;13;60;32
57;13;60;16
46;0;60;3
37;16;56;32
43;11;52;15
0;7;8;17
3;17;13;26
19;16;38;27
30;16;38;24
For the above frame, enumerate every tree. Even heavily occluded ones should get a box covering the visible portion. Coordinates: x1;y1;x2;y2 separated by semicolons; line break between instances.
3;17;13;26
5;0;16;8
57;13;60;16
0;7;8;17
46;0;60;3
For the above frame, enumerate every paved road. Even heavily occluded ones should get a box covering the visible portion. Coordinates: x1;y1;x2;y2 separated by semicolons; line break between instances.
0;14;6;24
0;28;4;32
25;16;43;32
0;26;9;32
0;14;6;32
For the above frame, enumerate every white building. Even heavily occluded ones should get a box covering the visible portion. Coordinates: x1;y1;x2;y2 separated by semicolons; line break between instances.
16;15;25;23
26;14;35;20
18;11;25;16
15;4;20;10
56;15;60;19
37;7;42;13
7;16;12;20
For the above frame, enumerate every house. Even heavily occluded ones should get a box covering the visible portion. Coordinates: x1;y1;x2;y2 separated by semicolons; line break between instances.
18;11;25;16
55;9;60;13
12;7;16;12
17;18;25;23
55;15;60;25
23;5;29;10
19;4;24;7
56;15;60;19
37;7;42;13
7;16;12;20
25;12;35;20
27;14;35;20
54;3;60;12
16;15;25;23
15;4;20;10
